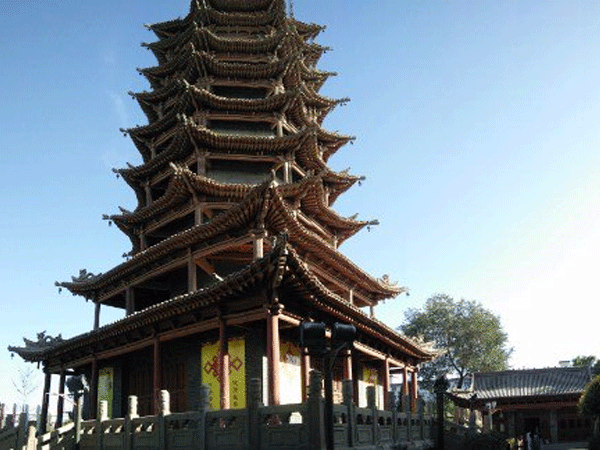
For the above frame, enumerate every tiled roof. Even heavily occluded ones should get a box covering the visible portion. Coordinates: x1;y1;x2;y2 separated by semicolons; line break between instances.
11;238;435;366
451;367;591;403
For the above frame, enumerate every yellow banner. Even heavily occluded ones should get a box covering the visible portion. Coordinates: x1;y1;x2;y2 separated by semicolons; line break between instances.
363;366;378;385
98;367;113;418
201;338;246;410
280;341;302;404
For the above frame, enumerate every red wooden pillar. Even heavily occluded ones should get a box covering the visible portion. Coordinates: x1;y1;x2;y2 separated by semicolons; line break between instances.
383;358;390;409
90;359;98;419
56;369;66;427
253;232;264;260
402;366;409;398
93;302;101;331
301;351;310;402
266;307;281;405
219;318;230;410
125;288;135;316
343;349;353;380
153;337;161;414
411;367;419;413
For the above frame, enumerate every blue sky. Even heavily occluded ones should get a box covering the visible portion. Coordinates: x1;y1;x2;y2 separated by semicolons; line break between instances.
1;0;600;406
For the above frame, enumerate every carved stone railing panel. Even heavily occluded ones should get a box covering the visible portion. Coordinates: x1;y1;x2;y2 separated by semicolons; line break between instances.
259;403;308;450
205;409;248;450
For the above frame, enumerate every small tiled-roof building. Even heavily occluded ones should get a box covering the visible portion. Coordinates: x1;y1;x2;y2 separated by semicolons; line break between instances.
448;367;593;444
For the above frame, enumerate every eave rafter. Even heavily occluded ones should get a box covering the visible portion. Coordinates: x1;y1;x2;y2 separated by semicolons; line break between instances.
264;188;401;300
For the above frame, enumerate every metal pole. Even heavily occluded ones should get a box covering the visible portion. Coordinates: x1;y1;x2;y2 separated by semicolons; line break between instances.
437;389;445;450
324;351;334;450
434;376;449;450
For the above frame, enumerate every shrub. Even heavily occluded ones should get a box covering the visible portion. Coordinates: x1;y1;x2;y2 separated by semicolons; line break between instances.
461;431;508;450
580;375;600;418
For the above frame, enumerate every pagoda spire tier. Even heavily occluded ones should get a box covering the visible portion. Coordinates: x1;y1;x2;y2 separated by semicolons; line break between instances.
63;179;396;308
129;80;345;128
108;166;374;250
145;0;286;38
142;23;329;68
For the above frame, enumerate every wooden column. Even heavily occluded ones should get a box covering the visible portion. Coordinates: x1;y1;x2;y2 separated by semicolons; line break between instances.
188;250;197;293
219;318;230;410
144;183;152;207
343;349;353;380
549;409;558;443
56;369;66;428
39;370;52;434
139;230;147;251
411;368;419;413
402;366;409;398
153;337;161;414
383;357;390;409
94;302;101;330
301;351;310;402
197;152;206;176
253;232;264;260
266;307;281;405
125;288;135;316
90;359;98;420
283;160;292;183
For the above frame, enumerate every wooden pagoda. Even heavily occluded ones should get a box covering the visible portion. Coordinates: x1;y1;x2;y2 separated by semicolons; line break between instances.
10;0;435;425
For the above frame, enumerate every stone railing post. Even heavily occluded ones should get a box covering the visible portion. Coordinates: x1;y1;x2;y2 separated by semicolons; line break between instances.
25;422;37;450
74;396;83;450
124;395;138;450
197;385;210;450
308;371;325;450
248;378;263;450
16;411;28;450
158;390;170;450
404;394;412;444
5;415;14;431
366;386;377;445
97;400;108;450
388;390;398;443
419;398;425;441
0;403;5;430
342;379;354;447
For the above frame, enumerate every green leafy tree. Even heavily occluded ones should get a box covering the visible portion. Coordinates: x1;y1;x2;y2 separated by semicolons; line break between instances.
579;374;600;437
401;294;512;390
572;356;600;377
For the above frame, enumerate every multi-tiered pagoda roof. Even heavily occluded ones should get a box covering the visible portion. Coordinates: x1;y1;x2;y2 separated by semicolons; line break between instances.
10;0;435;417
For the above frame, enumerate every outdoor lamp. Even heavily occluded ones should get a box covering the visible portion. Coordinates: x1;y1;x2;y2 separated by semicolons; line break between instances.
332;323;356;344
299;321;327;352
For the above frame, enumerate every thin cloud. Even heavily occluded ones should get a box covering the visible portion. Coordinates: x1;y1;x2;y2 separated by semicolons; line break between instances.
107;90;129;128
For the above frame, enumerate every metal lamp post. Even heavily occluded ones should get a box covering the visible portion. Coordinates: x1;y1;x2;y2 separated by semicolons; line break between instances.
433;375;449;450
299;322;356;450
